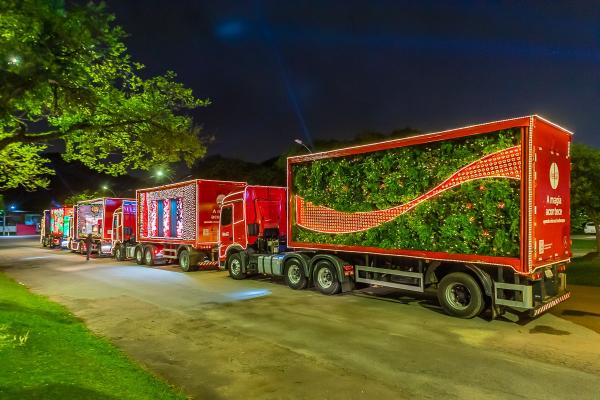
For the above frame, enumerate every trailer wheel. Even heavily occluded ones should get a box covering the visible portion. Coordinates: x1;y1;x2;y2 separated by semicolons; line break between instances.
114;245;125;261
78;240;86;255
228;253;246;280
134;246;144;265
313;261;340;295
437;272;485;319
144;247;155;266
284;259;307;290
179;249;198;272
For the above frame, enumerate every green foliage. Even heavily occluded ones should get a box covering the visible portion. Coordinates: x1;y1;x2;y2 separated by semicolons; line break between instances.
0;272;186;399
63;189;104;206
292;129;521;257
0;0;209;190
0;143;54;190
571;143;600;236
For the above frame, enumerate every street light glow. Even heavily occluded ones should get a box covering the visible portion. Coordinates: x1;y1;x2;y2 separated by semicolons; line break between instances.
156;170;164;177
102;185;108;190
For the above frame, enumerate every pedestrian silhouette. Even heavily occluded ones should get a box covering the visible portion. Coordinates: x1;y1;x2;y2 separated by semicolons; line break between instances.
85;233;93;260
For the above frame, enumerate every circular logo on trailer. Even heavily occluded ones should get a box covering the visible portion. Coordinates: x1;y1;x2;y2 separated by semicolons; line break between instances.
549;162;559;189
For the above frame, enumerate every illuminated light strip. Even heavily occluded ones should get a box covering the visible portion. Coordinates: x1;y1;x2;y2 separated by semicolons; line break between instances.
296;146;521;234
528;117;534;271
532;292;571;317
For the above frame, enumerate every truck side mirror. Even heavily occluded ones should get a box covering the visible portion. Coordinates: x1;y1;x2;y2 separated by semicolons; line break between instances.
247;223;259;236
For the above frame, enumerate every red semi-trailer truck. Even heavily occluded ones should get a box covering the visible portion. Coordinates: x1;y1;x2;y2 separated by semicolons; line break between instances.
111;200;137;261
219;115;572;318
40;206;74;248
134;179;246;271
69;198;133;256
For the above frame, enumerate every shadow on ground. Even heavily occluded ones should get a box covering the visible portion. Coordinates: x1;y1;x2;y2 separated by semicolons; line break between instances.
0;384;118;400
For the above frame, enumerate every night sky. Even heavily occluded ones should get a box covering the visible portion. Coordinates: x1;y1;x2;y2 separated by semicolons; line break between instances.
104;0;600;163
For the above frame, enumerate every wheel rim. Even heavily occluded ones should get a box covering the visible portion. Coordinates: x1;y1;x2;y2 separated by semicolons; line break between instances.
317;267;333;289
145;251;152;264
116;248;121;259
136;249;142;262
230;259;241;276
180;253;189;269
445;283;471;310
287;265;302;284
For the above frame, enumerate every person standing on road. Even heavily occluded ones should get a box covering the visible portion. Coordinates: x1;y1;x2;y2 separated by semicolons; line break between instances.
85;233;93;261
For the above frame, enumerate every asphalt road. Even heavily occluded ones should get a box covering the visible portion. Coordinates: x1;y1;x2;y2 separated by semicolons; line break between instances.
2;237;600;400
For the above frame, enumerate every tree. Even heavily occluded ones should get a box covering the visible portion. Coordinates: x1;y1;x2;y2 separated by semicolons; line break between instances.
0;0;210;191
62;189;104;206
571;143;600;254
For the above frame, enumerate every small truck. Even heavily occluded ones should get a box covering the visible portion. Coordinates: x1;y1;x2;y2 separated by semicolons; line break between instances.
132;179;246;271
69;197;133;256
40;206;74;248
219;115;572;318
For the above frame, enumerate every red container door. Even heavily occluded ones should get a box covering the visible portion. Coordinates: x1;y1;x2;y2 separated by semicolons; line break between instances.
531;118;572;269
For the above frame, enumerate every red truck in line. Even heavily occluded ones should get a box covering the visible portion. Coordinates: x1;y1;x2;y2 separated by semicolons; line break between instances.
69;197;133;256
120;179;246;271
40;207;74;248
111;200;137;260
219;116;572;318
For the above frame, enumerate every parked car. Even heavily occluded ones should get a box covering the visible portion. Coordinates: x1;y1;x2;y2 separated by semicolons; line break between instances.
584;222;597;234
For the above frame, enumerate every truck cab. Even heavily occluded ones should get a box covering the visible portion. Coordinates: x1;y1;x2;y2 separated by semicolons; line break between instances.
111;200;137;260
219;186;287;268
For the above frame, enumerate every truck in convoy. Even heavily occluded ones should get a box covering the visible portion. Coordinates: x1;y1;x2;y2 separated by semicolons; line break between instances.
133;179;246;271
219;116;572;318
111;200;137;261
40;206;74;248
69;197;133;256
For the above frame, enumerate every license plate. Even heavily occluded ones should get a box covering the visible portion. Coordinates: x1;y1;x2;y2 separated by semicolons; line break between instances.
544;269;554;279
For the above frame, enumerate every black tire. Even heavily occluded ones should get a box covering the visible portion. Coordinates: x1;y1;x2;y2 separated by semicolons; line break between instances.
179;249;198;272
114;245;125;261
134;246;145;265
437;272;485;319
284;259;307;290
313;261;340;295
228;253;246;280
144;247;155;266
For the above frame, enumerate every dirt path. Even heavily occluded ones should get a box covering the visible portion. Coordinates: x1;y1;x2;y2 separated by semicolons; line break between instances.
552;284;600;334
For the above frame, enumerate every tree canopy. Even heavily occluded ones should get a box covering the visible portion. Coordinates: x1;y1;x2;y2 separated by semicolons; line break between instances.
0;0;210;191
571;143;600;252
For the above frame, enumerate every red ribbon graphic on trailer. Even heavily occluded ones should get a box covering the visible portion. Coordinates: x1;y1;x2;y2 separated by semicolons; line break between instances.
295;146;522;234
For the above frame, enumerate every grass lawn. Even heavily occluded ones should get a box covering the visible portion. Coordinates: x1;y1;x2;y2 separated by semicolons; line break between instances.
571;237;598;254
0;273;187;400
568;257;600;287
568;237;600;287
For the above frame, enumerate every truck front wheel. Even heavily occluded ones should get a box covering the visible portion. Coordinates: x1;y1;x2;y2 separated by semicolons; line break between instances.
179;249;198;272
437;272;485;319
285;259;307;290
313;261;340;295
114;245;125;261
134;246;144;265
144;247;155;266
228;253;246;280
